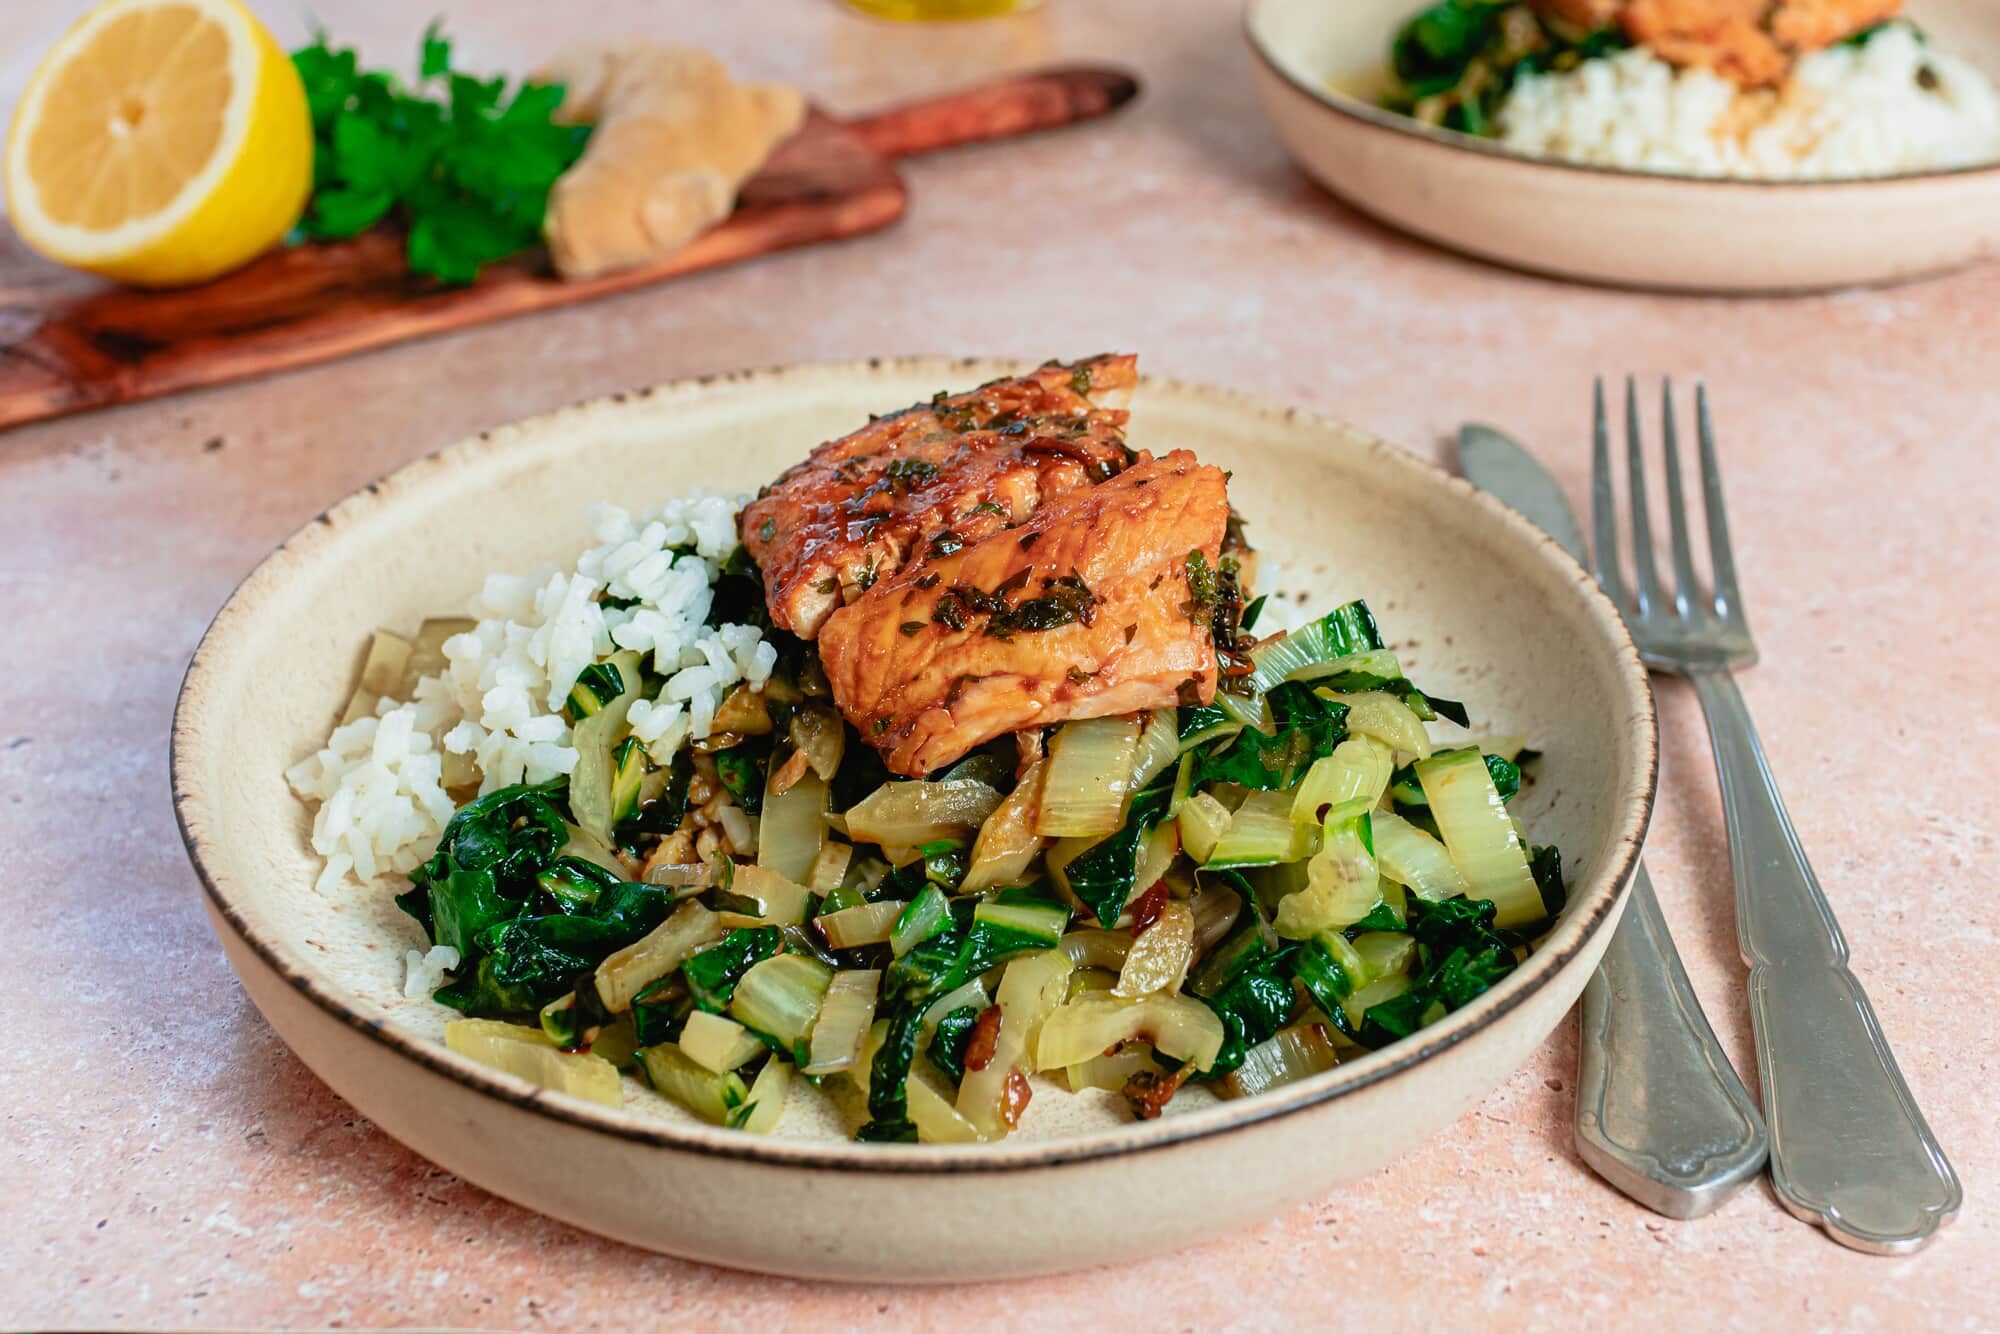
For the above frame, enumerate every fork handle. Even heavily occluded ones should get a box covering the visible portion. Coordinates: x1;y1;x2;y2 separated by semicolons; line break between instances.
1575;864;1767;1218
1689;669;1961;1253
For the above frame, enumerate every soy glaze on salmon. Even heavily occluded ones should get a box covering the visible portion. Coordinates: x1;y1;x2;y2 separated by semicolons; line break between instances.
738;355;1139;640
816;449;1232;777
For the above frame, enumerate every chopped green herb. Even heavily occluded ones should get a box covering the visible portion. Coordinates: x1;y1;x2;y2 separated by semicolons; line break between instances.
884;457;940;492
1182;548;1219;624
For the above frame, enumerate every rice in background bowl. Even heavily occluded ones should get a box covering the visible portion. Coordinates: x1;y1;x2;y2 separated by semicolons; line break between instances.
1498;24;2000;178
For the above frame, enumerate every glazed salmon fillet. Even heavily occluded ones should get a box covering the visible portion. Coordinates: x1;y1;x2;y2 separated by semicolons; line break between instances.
739;355;1138;639
1534;0;1898;84
818;451;1231;777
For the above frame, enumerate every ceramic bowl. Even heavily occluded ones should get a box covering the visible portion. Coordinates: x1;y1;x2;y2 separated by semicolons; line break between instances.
171;359;1656;1282
1244;0;2000;292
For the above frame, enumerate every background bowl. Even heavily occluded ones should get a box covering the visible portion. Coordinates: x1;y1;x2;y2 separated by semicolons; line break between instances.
171;359;1656;1281
1244;0;2000;292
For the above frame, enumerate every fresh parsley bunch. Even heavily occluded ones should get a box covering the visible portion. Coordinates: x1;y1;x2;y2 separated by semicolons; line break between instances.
291;25;591;284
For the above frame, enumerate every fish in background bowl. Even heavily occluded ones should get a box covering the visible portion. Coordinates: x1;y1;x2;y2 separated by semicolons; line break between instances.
1377;0;2000;179
1244;0;2000;290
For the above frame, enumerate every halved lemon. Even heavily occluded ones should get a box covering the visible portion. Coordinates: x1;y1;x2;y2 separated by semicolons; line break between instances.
4;0;312;288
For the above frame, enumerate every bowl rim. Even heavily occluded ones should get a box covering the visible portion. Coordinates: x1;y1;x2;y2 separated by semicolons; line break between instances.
1241;0;2000;191
171;356;1659;1177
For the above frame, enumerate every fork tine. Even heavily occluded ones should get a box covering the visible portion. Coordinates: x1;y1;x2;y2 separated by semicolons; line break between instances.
1659;379;1699;620
1590;378;1632;611
1696;383;1747;623
1623;377;1662;617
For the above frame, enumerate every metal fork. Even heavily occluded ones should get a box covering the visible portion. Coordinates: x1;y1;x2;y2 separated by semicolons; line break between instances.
1591;378;1961;1255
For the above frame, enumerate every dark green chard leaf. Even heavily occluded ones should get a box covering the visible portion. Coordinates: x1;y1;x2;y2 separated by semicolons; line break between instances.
1393;0;1500;87
619;749;696;841
1408;685;1470;727
714;747;766;815
1292;665;1468;727
393;884;433;935
1315;600;1386;657
858;1005;926;1143
709;549;775;630
1369;676;1470;727
1411;896;1518;1010
927;1005;984;1084
405;780;568;955
879;840;969;899
1060;783;1174;927
1344;892;1408;935
1528;844;1567;918
816;883;864;915
631;974;693;1047
436;880;681;1016
566;660;625;720
1335;895;1521;1050
539;979;615;1049
682;927;783;1012
1201;950;1298;1076
779;922;841;971
1195;684;1346;791
1177;702;1239;747
535;856;623;913
830;731;892;812
1292;935;1358;1015
1356;989;1440;1048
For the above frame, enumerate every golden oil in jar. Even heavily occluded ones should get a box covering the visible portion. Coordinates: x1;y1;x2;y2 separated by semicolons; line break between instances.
844;0;1042;20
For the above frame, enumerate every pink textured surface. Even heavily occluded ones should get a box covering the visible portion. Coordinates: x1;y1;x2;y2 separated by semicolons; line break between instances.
1;0;1993;1327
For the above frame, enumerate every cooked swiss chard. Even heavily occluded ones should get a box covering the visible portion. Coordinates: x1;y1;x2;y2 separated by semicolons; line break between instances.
386;585;1567;1144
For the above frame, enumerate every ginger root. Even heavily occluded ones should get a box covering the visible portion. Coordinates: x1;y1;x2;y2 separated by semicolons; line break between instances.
538;45;805;280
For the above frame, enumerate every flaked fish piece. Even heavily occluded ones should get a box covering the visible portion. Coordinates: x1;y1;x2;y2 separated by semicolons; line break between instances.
739;355;1138;638
817;450;1230;777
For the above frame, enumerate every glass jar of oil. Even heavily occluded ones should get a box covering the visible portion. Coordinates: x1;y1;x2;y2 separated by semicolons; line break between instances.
844;0;1042;18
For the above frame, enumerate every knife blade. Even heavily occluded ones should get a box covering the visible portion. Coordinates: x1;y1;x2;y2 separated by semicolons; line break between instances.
1458;423;1591;563
1455;422;1768;1220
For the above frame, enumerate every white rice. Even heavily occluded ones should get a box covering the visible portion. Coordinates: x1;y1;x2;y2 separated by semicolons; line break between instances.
403;944;462;998
1499;25;2000;179
285;490;776;894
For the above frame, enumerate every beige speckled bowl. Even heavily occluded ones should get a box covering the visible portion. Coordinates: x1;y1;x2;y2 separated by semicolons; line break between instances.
1245;0;2000;292
171;360;1656;1282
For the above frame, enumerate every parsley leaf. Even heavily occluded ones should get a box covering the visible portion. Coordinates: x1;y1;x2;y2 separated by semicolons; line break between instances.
291;27;590;285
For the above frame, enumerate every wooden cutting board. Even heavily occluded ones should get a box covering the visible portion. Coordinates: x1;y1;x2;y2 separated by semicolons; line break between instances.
0;65;1137;433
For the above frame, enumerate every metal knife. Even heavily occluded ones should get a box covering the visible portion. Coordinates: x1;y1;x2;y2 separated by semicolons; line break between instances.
1459;422;1769;1219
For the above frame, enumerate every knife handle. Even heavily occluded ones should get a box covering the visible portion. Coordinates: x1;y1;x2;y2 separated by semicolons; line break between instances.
1575;865;1767;1218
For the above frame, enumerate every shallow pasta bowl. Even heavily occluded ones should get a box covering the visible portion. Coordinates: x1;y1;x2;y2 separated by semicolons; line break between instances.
171;358;1656;1282
1245;0;2000;292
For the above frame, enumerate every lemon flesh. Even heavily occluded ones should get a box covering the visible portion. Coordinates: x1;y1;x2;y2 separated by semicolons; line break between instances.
4;0;312;288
